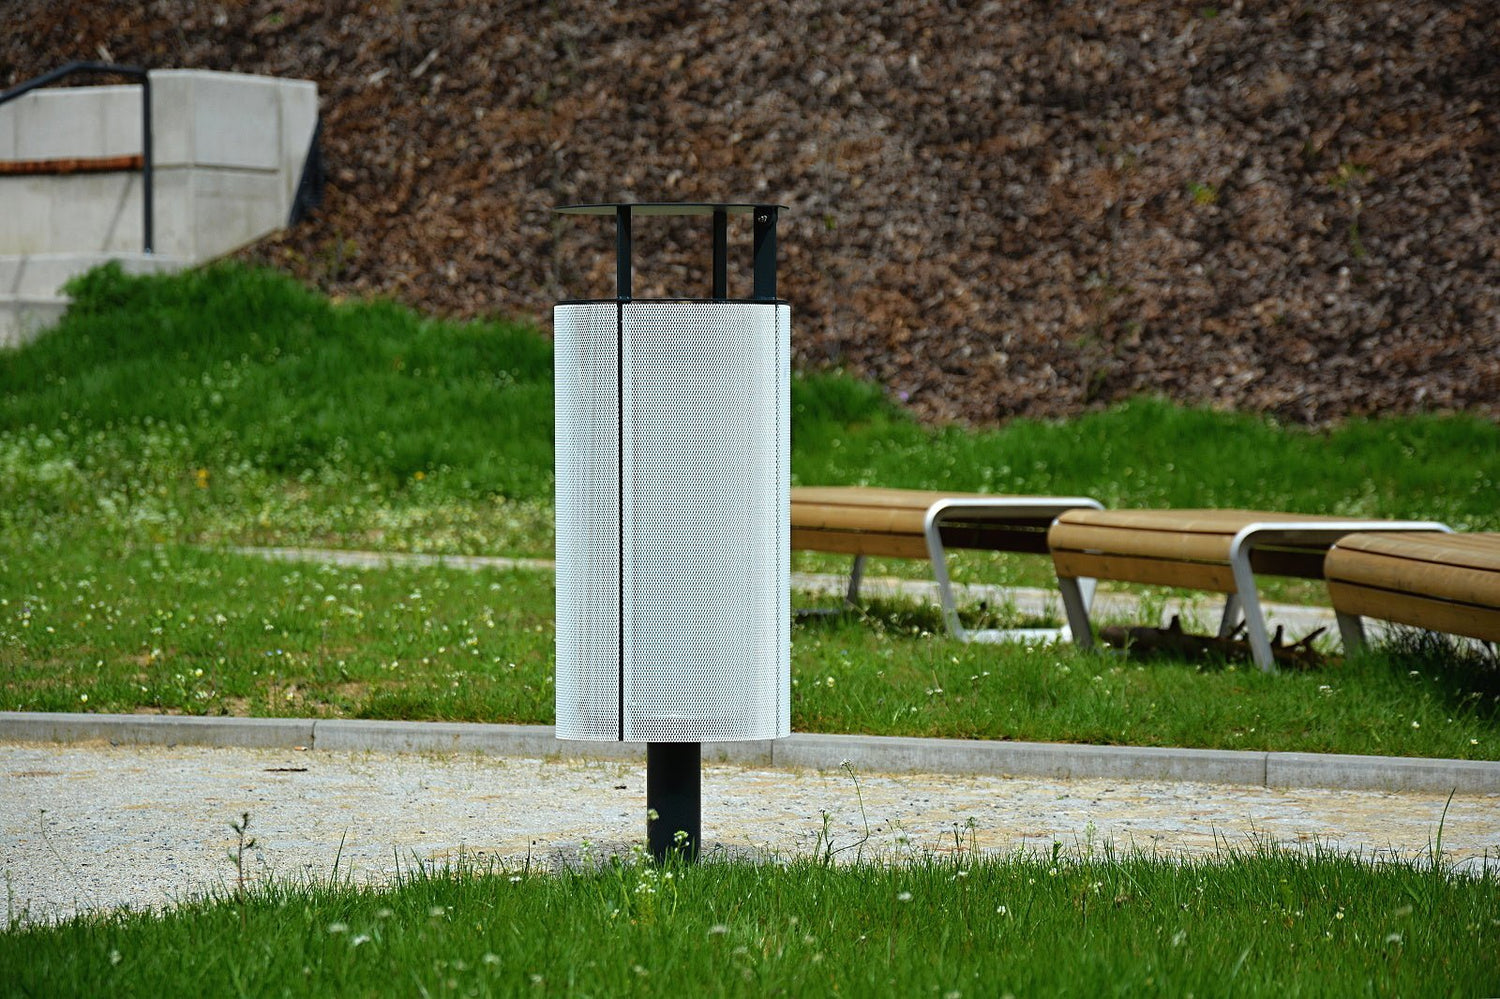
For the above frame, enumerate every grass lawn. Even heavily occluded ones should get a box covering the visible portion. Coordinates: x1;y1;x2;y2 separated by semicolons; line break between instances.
3;533;1495;761
3;263;1499;995
1;262;1497;758
3;848;1497;996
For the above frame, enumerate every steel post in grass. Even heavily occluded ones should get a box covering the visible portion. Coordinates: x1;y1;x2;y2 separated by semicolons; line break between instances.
647;742;700;863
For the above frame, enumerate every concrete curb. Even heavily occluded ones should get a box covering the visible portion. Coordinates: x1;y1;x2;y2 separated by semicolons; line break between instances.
4;712;1496;795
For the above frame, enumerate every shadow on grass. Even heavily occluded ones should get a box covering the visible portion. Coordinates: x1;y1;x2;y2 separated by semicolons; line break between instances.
1369;628;1500;722
793;595;1060;638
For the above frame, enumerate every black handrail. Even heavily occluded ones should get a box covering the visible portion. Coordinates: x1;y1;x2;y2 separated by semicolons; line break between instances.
0;61;153;254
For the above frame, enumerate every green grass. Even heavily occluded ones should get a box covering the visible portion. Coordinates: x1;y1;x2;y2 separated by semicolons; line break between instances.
3;539;1494;760
2;262;1499;758
4;848;1497;996
4;260;1499;997
3;262;1497;564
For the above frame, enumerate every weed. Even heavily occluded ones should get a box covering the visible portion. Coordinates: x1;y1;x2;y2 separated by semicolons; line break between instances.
227;812;257;931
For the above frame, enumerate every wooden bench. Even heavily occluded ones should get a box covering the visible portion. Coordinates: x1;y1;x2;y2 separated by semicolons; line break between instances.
1326;532;1500;650
1046;508;1450;670
790;486;1103;642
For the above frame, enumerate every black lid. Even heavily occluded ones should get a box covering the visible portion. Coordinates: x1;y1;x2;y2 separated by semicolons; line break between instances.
554;202;787;217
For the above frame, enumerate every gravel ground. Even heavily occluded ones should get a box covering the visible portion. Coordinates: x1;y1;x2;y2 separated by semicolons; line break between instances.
4;740;1497;926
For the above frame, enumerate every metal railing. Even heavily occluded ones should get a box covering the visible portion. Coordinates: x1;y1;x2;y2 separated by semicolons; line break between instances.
0;61;154;254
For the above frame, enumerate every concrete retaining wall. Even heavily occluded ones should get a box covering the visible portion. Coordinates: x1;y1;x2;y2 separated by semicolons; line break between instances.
0;69;318;344
1;69;318;261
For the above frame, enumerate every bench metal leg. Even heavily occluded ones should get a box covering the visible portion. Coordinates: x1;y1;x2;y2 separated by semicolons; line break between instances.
924;517;1094;644
1335;611;1366;655
845;554;867;606
1057;575;1095;649
1227;520;1450;673
924;529;970;640
1227;547;1277;671
1216;593;1243;638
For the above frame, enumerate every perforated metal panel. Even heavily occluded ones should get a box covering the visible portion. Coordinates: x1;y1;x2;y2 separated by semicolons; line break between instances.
554;300;790;742
554;303;623;740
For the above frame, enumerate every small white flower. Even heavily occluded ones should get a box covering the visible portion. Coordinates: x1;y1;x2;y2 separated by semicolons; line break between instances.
327;922;349;934
896;891;913;902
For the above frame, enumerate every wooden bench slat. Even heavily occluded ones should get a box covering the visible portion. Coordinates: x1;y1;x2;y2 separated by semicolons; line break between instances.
1327;547;1500;608
1048;522;1237;564
791;486;1075;559
789;505;931;535
1054;508;1340;534
791;486;994;510
1051;550;1238;593
1329;580;1500;644
1330;532;1500;574
789;529;932;560
1052;512;1380;587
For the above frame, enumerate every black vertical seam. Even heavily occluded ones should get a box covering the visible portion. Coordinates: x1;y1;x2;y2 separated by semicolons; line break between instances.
617;301;626;741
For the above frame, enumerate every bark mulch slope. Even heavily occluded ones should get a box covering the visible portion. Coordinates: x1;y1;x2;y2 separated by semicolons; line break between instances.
5;1;1496;425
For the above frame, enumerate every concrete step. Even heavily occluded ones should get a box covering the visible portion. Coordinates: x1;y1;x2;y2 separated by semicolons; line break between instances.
0;251;190;297
0;252;191;347
0;294;68;347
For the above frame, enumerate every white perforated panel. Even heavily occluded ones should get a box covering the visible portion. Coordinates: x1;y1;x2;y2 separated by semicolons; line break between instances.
553;304;623;740
553;300;790;742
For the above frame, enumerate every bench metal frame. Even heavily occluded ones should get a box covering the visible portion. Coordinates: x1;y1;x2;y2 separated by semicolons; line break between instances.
833;496;1104;644
1056;519;1451;671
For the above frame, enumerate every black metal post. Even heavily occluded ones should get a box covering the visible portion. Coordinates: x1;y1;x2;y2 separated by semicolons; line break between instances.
140;74;154;254
711;207;728;300
615;204;632;300
752;205;778;300
646;742;700;863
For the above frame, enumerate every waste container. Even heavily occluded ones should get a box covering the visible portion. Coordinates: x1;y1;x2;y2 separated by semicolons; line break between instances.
553;202;791;860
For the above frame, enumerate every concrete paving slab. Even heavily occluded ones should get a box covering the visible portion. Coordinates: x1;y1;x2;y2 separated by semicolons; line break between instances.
3;740;1496;926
